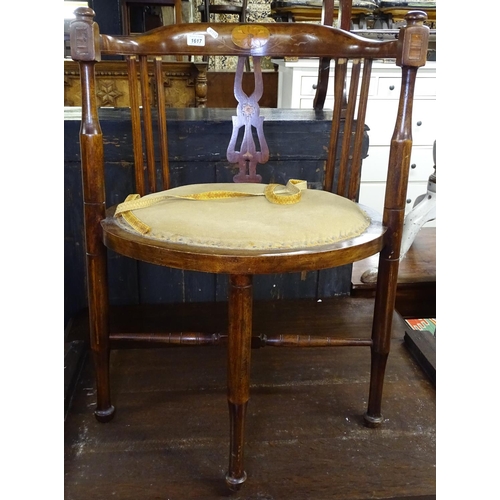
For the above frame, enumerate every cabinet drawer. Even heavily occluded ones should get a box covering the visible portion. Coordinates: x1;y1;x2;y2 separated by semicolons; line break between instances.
299;74;436;100
301;75;329;97
377;76;436;99
376;77;401;99
365;99;436;146
361;145;434;182
297;100;437;144
300;74;377;97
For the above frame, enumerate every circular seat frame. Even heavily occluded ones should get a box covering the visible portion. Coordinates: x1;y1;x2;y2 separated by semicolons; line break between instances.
102;204;386;275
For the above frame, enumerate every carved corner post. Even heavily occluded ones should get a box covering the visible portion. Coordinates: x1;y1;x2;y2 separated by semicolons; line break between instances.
364;11;429;427
70;8;115;422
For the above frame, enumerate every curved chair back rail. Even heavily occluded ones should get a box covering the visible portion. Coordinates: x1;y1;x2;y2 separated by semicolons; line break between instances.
97;22;399;58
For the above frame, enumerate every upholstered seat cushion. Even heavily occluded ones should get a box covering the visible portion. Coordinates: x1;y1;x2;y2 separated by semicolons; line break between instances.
114;183;370;251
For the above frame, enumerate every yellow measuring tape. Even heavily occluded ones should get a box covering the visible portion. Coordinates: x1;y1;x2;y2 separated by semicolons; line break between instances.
115;179;307;235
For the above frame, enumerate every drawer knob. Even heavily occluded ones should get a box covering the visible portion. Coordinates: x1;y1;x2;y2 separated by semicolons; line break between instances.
406;199;412;204
312;84;317;89
389;85;395;90
416;121;422;126
411;163;417;169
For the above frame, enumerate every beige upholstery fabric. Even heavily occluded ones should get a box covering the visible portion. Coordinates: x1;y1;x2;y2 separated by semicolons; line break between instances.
115;183;370;250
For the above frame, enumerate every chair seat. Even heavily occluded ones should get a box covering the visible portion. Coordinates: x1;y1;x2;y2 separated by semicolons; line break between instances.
103;183;386;274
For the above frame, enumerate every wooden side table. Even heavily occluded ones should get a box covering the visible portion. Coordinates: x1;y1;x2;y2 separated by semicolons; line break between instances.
352;227;436;319
352;226;436;385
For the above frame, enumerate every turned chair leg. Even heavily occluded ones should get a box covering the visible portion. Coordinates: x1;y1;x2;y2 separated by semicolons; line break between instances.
364;256;398;428
92;346;114;422
88;254;115;423
364;350;389;427
225;274;253;490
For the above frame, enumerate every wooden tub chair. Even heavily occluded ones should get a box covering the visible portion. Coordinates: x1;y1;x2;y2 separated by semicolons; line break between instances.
70;8;429;490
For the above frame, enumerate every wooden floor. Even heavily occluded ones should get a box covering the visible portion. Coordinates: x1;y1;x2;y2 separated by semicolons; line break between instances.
64;297;436;500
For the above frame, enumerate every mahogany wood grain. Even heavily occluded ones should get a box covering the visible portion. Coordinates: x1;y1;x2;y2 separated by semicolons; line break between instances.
69;8;430;490
226;274;253;489
98;23;400;59
348;59;372;199
78;60;115;422
101;204;385;275
313;0;352;110
154;57;170;191
127;56;146;196
108;332;373;348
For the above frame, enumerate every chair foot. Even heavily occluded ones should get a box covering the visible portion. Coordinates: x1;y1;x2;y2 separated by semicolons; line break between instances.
225;471;247;491
363;412;384;428
94;405;115;423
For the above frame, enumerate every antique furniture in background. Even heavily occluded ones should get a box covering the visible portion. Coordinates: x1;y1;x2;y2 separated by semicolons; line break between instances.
312;0;356;110
275;57;436;217
271;0;378;24
271;0;435;27
70;7;429;490
357;140;436;286
378;0;436;25
120;0;188;61
198;0;248;22
197;0;251;70
120;0;184;34
64;59;208;108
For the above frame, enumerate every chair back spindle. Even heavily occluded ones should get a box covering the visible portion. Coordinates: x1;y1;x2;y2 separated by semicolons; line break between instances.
324;57;372;201
126;55;173;196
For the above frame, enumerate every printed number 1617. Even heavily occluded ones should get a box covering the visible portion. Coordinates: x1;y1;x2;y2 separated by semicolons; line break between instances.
187;35;205;46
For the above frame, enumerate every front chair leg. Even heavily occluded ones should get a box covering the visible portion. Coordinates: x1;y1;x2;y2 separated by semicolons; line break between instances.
226;274;253;490
92;343;115;422
364;350;389;427
88;255;115;423
364;255;398;428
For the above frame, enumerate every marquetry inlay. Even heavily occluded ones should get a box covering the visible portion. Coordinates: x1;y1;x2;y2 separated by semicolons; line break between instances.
231;25;270;50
